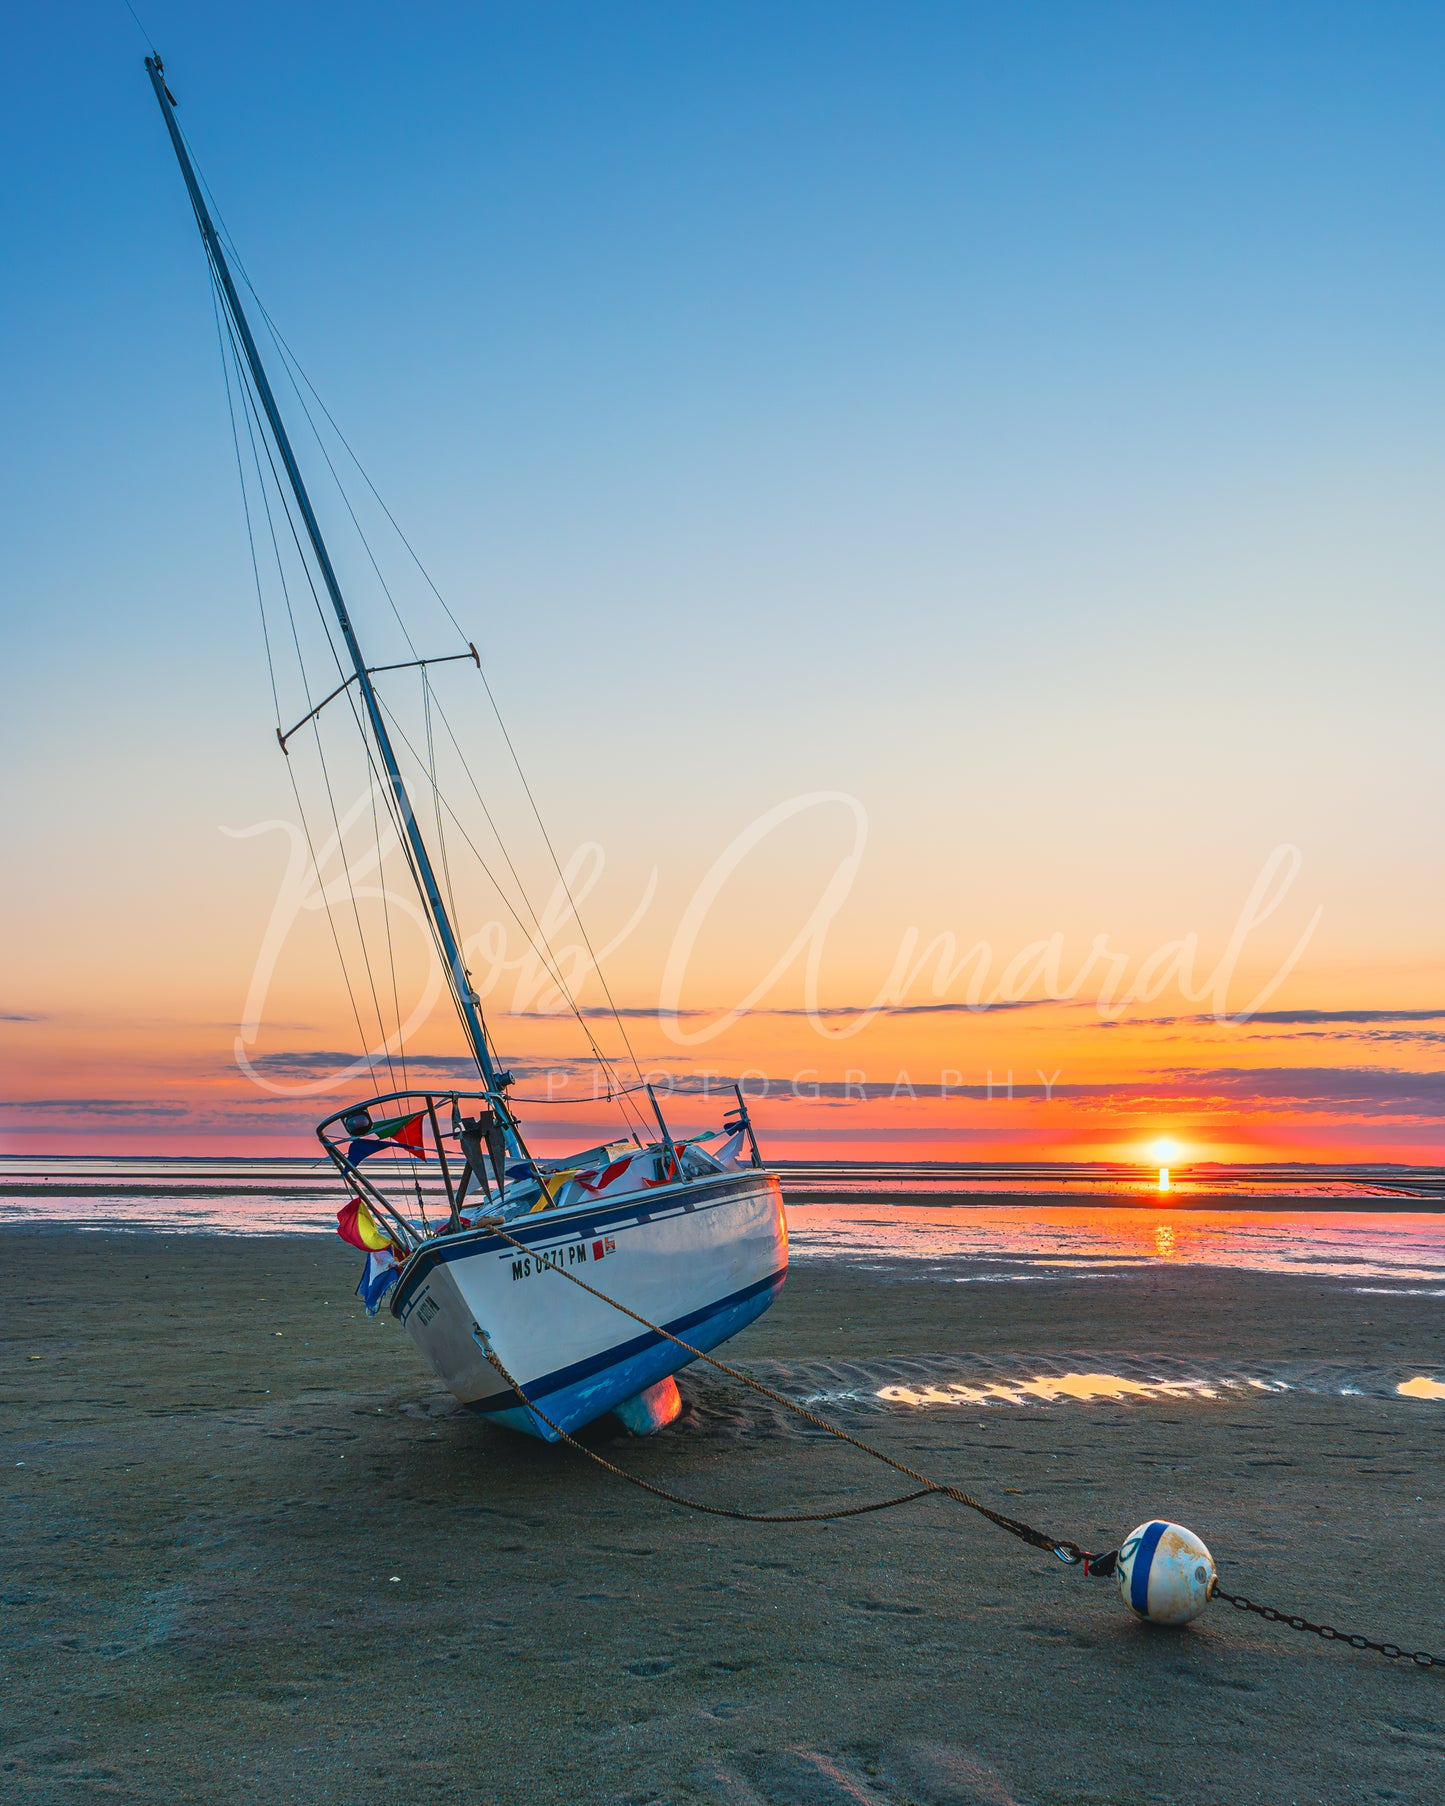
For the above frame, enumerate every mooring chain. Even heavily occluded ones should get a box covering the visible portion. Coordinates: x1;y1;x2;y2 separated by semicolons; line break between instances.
481;1223;1112;1562
477;1220;1439;1668
1211;1587;1441;1668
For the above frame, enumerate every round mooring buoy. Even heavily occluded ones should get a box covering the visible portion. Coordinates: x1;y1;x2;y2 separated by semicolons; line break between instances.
1116;1521;1216;1625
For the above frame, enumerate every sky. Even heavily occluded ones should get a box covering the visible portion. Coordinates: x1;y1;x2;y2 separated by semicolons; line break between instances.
4;1;1445;1162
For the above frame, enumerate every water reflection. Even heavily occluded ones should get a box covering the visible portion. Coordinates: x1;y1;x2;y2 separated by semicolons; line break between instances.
879;1371;1221;1407
787;1203;1445;1283
1397;1376;1445;1401
2;1159;1444;1285
869;1367;1445;1409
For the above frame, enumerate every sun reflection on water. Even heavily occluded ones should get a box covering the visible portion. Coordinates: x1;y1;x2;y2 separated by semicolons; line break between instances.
874;1370;1445;1409
786;1203;1445;1283
1397;1376;1445;1400
879;1371;1221;1408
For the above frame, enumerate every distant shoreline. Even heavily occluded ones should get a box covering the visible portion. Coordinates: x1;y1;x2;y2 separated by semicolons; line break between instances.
787;1188;1445;1212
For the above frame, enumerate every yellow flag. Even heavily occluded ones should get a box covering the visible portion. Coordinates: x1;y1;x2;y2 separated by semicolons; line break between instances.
355;1198;392;1250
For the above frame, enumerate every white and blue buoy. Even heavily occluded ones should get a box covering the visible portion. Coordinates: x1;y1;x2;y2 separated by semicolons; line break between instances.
1116;1521;1216;1625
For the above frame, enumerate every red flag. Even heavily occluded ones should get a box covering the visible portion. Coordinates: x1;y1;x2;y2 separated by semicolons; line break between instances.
642;1149;679;1188
578;1156;632;1194
375;1110;428;1160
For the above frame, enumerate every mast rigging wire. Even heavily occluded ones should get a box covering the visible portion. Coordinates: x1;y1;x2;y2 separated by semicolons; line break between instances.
421;672;464;964
208;217;606;1106
120;0;159;58
374;692;652;1139
226;261;652;1097
213;255;400;1087
210;265;389;1087
184;120;655;1122
367;776;410;1094
241;284;650;1122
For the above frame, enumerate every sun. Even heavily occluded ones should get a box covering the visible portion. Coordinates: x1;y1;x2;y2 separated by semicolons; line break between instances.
1149;1137;1182;1166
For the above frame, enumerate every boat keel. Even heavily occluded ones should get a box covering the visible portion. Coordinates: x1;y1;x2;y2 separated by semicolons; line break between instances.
612;1374;682;1436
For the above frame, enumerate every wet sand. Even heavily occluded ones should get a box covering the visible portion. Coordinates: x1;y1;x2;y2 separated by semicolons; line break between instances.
5;1229;1444;1804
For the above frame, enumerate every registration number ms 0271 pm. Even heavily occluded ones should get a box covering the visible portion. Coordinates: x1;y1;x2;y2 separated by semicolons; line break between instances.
510;1236;616;1281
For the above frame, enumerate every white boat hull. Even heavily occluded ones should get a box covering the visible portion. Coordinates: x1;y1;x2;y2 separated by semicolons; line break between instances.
389;1168;787;1438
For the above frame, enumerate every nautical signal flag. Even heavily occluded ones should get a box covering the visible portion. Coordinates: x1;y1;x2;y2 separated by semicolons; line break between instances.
336;1196;404;1313
336;1195;393;1252
372;1110;428;1156
346;1109;429;1166
577;1156;635;1196
357;1247;401;1315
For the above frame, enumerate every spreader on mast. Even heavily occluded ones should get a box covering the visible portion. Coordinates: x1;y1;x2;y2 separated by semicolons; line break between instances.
144;56;507;1109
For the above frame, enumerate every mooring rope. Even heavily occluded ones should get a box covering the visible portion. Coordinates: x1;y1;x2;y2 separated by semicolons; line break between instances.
473;1219;1443;1666
480;1224;1113;1563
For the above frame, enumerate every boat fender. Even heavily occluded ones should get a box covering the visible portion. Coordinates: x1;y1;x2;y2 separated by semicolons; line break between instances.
1116;1520;1216;1625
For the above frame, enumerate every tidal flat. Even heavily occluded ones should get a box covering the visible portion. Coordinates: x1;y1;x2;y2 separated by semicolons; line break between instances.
4;1228;1443;1804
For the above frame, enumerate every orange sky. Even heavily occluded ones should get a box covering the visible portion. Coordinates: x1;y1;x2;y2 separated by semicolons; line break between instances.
5;796;1444;1162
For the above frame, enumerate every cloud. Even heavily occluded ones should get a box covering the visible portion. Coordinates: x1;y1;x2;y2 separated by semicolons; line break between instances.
237;1050;611;1087
788;999;1069;1019
1024;1065;1445;1120
731;1077;1064;1102
241;1049;488;1078
764;1125;1021;1142
0;1012;42;1022
522;999;1069;1022
0;1098;189;1116
1240;1009;1445;1025
707;1063;1445;1118
508;1007;713;1020
1159;1066;1445;1112
1245;1028;1445;1046
1116;1008;1445;1029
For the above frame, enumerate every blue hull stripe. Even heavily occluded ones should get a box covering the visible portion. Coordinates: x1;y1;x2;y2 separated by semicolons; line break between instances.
467;1267;786;1419
480;1277;784;1439
1131;1520;1168;1616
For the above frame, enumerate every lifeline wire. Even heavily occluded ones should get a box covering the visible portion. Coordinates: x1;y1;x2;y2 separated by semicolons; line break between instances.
477;1220;1445;1667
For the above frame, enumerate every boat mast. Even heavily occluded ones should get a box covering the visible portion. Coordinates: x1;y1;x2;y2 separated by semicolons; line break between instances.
144;57;505;1102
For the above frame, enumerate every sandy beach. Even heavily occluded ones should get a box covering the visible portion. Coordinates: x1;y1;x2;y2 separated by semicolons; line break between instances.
5;1226;1443;1804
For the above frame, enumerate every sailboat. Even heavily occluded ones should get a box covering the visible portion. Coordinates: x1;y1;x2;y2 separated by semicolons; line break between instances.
144;57;788;1440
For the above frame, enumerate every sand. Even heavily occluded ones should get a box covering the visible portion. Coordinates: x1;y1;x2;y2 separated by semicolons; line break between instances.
4;1227;1443;1804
